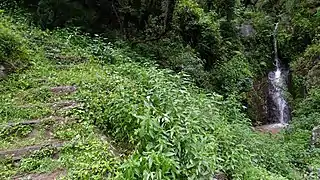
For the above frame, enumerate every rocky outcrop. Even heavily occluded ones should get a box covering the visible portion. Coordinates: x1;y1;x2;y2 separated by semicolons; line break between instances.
240;23;256;37
247;77;269;125
267;69;291;124
311;126;320;149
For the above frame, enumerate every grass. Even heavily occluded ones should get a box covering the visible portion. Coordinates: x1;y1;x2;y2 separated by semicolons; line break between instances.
0;60;121;179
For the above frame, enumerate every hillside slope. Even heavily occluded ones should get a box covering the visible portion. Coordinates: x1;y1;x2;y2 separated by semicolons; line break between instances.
0;11;319;179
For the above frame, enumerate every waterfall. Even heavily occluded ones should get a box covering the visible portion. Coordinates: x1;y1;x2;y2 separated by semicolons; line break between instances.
268;23;290;124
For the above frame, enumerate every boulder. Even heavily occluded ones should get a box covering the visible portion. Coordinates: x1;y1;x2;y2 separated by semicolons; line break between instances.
311;126;320;148
240;23;256;37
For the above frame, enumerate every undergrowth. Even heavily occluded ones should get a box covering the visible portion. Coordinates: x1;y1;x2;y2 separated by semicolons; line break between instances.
0;11;29;73
0;10;319;180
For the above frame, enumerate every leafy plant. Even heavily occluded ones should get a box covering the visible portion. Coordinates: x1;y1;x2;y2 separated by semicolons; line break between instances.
0;16;30;72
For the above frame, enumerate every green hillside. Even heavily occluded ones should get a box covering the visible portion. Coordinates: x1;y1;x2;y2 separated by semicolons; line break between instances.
1;0;320;179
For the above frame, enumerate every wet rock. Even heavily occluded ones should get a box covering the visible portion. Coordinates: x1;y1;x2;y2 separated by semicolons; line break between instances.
247;77;269;125
240;23;256;37
267;70;291;124
255;123;288;134
311;126;320;148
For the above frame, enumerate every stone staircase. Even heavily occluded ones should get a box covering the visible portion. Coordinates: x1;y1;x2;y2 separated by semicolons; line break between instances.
0;85;79;179
0;56;128;179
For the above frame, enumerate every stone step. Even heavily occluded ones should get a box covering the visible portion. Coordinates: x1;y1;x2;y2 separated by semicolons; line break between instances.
18;100;81;111
32;78;49;84
13;85;77;99
46;53;88;65
50;86;77;95
0;141;65;161
52;100;81;111
13;169;66;180
1;116;68;128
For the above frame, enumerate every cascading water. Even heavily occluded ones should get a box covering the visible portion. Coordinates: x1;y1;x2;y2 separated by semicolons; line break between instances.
267;23;290;124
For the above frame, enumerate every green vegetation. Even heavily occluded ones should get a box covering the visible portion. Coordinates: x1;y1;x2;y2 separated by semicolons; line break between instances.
0;0;320;179
0;12;30;73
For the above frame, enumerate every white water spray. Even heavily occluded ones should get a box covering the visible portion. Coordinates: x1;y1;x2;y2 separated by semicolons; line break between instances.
268;23;290;124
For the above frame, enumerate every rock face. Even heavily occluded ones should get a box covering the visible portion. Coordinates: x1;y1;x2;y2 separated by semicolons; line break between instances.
267;70;291;124
311;126;320;148
0;65;6;79
247;77;269;125
240;23;256;37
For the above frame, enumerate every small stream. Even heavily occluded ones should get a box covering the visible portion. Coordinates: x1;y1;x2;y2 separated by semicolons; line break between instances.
267;23;290;124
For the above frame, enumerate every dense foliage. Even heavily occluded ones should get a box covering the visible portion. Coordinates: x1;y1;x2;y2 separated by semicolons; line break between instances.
1;0;320;179
0;11;30;73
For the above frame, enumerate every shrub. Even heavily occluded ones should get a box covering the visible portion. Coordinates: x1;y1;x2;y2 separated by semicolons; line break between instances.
213;53;253;94
0;13;29;73
241;10;274;75
176;0;223;70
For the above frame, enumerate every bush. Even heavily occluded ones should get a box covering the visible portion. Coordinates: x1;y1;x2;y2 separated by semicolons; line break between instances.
292;43;320;90
213;53;253;94
176;0;223;70
0;13;29;73
241;10;275;75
